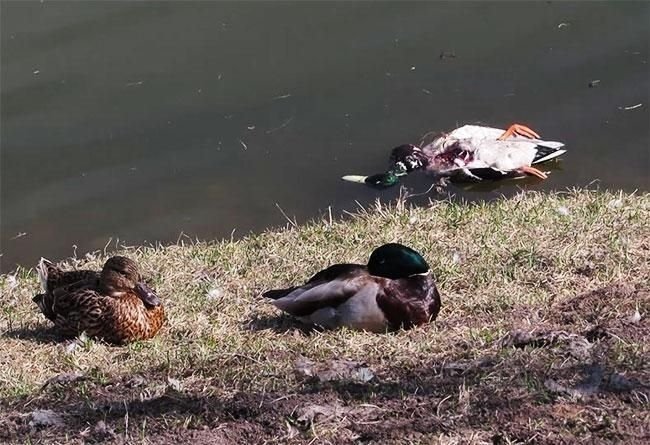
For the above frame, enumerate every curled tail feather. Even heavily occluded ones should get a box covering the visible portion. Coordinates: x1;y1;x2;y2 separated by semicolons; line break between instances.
262;287;298;300
37;258;53;293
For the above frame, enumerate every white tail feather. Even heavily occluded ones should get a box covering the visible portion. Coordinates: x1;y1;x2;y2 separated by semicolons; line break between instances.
37;258;52;292
535;140;565;149
534;149;567;164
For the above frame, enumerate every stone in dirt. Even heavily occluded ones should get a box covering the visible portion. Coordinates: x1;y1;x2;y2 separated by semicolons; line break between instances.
293;401;380;429
28;410;64;428
41;372;85;389
294;356;375;383
500;328;593;360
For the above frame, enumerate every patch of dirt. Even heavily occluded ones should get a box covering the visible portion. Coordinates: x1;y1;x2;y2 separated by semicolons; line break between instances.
1;371;648;444
294;356;375;383
1;283;648;444
144;427;239;445
551;283;649;338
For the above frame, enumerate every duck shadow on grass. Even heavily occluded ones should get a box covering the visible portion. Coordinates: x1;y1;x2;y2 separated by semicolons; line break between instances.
4;359;532;443
5;353;645;443
3;323;65;344
244;313;319;336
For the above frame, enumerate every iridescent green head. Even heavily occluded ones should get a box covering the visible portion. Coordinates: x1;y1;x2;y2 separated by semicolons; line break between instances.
363;171;401;188
367;243;430;279
342;168;404;188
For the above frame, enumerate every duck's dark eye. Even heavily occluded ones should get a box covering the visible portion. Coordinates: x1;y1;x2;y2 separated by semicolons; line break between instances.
113;268;128;277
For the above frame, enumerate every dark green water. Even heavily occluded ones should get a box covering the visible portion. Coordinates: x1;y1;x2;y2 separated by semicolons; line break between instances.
1;1;648;272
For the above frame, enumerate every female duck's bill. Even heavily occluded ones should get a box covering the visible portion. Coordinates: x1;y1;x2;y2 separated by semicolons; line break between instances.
134;282;161;307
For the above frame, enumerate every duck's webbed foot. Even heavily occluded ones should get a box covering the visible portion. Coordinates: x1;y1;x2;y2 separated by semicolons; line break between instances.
497;124;540;141
519;165;548;179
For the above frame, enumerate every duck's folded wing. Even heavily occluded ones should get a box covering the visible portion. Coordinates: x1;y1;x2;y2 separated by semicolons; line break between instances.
268;275;370;317
263;264;365;301
52;289;105;319
38;259;99;293
34;287;105;333
306;264;366;283
449;125;504;140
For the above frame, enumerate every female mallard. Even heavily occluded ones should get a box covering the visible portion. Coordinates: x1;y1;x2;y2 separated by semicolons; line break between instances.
33;256;165;344
343;123;566;187
263;243;441;332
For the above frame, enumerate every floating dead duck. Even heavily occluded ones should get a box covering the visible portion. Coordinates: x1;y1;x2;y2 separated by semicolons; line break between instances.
343;123;566;188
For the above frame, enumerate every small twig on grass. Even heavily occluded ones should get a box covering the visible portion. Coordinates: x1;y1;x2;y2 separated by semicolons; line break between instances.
436;395;452;416
220;352;265;365
123;400;130;441
403;182;438;199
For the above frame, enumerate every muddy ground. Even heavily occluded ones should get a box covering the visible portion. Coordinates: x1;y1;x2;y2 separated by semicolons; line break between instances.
1;283;648;444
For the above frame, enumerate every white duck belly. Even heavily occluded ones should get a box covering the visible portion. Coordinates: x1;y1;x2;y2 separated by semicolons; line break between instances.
437;125;562;172
472;142;538;171
447;125;505;140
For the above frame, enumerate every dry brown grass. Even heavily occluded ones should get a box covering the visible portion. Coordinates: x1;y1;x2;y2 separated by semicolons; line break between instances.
1;189;648;444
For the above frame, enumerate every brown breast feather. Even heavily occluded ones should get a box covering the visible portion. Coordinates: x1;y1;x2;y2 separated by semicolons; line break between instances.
376;275;441;330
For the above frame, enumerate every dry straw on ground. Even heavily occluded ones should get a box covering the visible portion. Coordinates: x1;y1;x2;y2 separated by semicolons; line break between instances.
1;189;648;444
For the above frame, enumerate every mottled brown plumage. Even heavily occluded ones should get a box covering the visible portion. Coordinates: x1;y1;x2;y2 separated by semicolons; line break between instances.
33;256;165;344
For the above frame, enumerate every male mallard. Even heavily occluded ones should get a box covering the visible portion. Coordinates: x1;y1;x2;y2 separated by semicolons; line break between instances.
33;256;165;344
343;123;566;187
263;243;441;332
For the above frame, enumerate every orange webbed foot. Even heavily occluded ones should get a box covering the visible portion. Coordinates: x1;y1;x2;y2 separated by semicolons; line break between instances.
519;165;548;179
497;123;541;141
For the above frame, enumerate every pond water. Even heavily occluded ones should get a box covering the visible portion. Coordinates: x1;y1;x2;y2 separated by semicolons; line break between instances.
1;1;648;272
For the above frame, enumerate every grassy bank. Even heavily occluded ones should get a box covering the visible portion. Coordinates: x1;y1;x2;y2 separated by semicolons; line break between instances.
1;189;648;444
